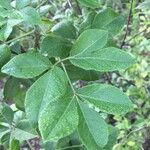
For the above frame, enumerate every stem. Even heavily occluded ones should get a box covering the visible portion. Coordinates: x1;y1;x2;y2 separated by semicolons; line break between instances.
120;0;134;49
59;58;76;94
26;140;34;150
67;0;73;8
56;144;83;150
5;30;34;44
125;28;147;43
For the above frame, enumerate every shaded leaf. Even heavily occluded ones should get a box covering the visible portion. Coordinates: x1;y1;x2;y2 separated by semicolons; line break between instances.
79;11;96;34
4;77;20;101
51;20;77;39
0;45;11;69
66;63;99;81
41;35;72;58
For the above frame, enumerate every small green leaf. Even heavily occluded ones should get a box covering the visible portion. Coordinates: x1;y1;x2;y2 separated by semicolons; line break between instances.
0;103;14;124
69;29;135;72
21;6;42;25
14;89;26;111
103;126;119;150
4;77;20;101
1;52;51;79
10;120;37;141
51;20;77;39
41;35;72;58
11;127;36;142
25;67;68;126
0;45;11;69
39;93;78;141
78;101;108;149
10;139;20;150
77;84;133;115
92;8;125;36
79;11;96;34
77;0;102;8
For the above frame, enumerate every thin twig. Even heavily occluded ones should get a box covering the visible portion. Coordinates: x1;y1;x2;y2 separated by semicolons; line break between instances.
59;58;76;94
120;125;148;145
125;28;147;43
5;30;34;44
67;0;73;8
120;0;134;49
26;140;34;150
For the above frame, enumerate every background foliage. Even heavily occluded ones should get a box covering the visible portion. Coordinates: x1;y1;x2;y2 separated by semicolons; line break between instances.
0;0;150;150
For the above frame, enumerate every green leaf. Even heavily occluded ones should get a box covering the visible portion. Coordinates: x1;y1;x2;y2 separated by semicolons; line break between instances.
77;84;133;115
0;124;10;143
0;124;9;133
77;0;102;8
4;77;20;101
0;132;10;145
79;11;96;34
4;77;26;111
0;0;11;9
10;139;20;150
10;120;37;141
41;35;72;58
14;89;26;111
51;20;77;39
0;10;23;40
0;44;11;69
21;6;42;25
78;101;108;149
92;8;125;36
0;103;14;124
103;126;119;150
25;67;68;126
39;93;78;141
69;29;135;72
1;52;51;79
70;29;108;56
